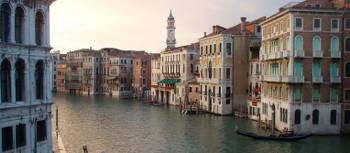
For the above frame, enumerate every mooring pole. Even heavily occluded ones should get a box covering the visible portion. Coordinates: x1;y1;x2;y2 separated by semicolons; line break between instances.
56;106;59;139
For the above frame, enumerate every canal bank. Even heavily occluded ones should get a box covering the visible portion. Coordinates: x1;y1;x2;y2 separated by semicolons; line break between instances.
52;94;350;153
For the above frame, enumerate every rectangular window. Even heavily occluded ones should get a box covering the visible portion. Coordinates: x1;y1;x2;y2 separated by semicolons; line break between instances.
346;38;350;51
295;17;303;30
226;68;230;79
345;89;350;101
344;110;350;124
331;86;338;103
312;85;320;102
294;85;302;103
313;18;321;30
226;43;232;55
345;18;350;30
226;99;230;104
16;124;26;148
331;62;338;77
214;44;216;53
295;61;303;76
332;19;339;31
36;120;47;142
2;127;13;151
219;43;222;53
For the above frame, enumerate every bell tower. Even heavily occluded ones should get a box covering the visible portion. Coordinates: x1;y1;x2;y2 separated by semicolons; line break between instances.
166;10;176;49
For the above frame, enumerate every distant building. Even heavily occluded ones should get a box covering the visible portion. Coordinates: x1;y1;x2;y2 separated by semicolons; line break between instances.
0;0;55;152
56;63;67;93
198;17;265;115
132;52;152;98
51;50;66;92
166;10;176;49
259;0;350;134
151;54;161;99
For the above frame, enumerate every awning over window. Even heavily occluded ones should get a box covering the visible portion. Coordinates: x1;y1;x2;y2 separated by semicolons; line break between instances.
158;79;179;84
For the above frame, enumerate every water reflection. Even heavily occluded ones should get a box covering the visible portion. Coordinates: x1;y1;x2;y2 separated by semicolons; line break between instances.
53;94;350;153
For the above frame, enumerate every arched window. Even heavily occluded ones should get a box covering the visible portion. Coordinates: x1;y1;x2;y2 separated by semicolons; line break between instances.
295;35;303;53
35;60;44;100
0;3;11;42
312;109;319;125
295;109;301;124
346;63;350;77
35;11;44;46
1;58;11;102
312;36;321;52
330;110;337;125
331;36;339;52
208;61;212;79
15;7;24;43
15;59;25;101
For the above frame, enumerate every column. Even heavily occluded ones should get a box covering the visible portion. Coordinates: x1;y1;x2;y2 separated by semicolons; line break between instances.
46;116;53;152
24;68;30;103
11;68;16;103
43;62;47;102
9;10;15;43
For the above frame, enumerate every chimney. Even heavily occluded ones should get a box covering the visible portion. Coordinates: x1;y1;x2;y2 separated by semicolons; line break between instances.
89;46;92;51
240;17;247;33
204;32;207;37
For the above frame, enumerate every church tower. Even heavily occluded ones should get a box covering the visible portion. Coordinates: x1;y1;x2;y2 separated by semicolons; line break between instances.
166;10;176;49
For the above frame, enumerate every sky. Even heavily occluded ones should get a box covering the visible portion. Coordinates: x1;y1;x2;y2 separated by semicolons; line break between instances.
50;0;295;53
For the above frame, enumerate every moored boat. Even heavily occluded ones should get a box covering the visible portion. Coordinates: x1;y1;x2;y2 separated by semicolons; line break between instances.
236;129;312;141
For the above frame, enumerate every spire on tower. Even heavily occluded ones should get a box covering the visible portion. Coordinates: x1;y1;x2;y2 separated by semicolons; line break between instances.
168;9;174;20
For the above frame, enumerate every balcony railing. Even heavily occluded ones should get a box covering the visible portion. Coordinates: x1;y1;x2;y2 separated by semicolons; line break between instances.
330;76;341;83
282;75;305;83
331;51;341;58
294;50;305;58
312;76;323;83
313;51;323;58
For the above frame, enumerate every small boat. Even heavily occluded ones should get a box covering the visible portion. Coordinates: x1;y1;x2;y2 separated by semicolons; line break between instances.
236;129;312;141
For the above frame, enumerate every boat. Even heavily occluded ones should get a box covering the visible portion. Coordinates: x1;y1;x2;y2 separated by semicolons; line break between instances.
236;129;312;141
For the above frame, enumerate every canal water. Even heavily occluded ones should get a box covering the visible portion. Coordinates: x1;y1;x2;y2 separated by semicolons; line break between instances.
53;94;350;153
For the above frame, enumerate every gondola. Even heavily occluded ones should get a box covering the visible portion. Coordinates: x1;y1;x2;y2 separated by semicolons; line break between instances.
236;129;312;141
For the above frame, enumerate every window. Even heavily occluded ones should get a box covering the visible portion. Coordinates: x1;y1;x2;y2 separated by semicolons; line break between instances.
2;127;13;151
330;110;337;125
345;110;350;124
294;85;302;103
312;85;320;102
35;11;44;46
345;38;350;51
312;61;321;77
295;61;303;76
0;3;11;42
295;17;303;30
226;99;230;104
190;64;194;74
36;120;47;142
331;85;338;103
16;124;26;148
295;109;301;124
313;18;321;30
226;68;230;79
346;63;350;77
15;7;25;43
312;109;319;125
214;44;216;53
190;54;193;60
16;59;25;101
1;58;11;102
345;89;350;101
226;87;231;98
331;19;339;31
312;36;321;52
331;36;339;53
295;35;303;53
200;47;203;55
345;18;350;30
331;62;338;77
219;43;222;52
257;25;261;33
226;43;232;55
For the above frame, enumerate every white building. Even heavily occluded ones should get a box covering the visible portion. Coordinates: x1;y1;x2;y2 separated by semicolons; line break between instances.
0;0;55;152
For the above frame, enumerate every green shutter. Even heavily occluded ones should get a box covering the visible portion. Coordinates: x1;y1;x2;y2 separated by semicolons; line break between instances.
331;86;338;103
295;86;302;102
331;37;339;53
331;62;338;77
313;86;320;102
295;61;302;76
313;36;321;52
313;61;321;77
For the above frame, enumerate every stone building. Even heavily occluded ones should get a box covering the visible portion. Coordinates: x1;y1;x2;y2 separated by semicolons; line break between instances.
151;53;161;99
132;51;152;98
56;62;66;93
51;50;66;92
259;0;350;134
198;17;265;115
0;0;55;152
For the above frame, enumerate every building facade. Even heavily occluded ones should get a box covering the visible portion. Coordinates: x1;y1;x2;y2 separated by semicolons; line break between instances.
259;0;350;134
0;0;54;152
198;17;265;115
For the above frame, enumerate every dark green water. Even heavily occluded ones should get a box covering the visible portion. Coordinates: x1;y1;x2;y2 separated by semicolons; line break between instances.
53;94;350;153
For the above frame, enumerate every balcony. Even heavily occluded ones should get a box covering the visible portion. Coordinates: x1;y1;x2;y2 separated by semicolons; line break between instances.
330;76;341;83
282;75;305;83
312;76;323;83
282;50;290;58
294;50;305;58
260;75;282;82
313;51;323;58
331;51;341;58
